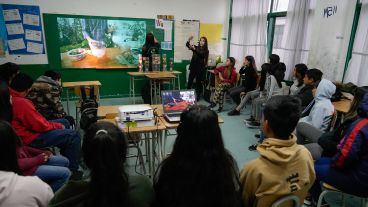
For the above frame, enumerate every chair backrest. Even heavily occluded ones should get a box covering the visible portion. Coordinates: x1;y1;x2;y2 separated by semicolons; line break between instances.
328;110;338;131
270;195;300;207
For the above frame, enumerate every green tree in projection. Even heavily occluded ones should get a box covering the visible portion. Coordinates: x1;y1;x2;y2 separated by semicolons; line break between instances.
58;18;87;52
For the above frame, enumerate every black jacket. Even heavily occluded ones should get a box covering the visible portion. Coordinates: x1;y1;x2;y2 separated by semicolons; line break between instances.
0;79;12;122
239;66;257;93
186;41;209;72
297;85;314;108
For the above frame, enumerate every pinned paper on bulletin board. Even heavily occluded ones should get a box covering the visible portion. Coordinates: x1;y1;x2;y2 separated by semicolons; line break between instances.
1;4;45;55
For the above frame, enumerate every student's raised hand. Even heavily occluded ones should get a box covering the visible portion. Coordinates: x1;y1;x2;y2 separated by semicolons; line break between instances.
188;35;194;41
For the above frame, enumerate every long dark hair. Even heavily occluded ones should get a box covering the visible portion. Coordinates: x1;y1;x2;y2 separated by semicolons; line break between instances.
345;86;368;121
154;105;240;207
83;122;129;207
0;120;22;175
144;32;155;46
199;36;209;66
259;63;271;91
294;64;308;87
245;56;258;79
270;62;286;88
0;62;19;82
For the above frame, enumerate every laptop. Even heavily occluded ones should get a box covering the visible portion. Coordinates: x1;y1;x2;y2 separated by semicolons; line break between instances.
161;89;196;122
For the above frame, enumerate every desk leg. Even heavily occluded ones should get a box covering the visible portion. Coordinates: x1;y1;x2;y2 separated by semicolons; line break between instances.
150;80;153;105
132;77;136;104
66;88;70;115
177;75;181;90
145;133;152;177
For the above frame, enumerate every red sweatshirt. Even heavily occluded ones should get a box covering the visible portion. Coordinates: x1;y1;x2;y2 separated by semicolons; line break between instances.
214;66;237;85
10;89;63;144
16;146;51;175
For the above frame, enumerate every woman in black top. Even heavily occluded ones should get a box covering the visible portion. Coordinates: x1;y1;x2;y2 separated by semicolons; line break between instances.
186;36;209;99
228;56;258;105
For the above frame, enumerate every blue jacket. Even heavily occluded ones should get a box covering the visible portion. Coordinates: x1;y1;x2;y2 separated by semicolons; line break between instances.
331;94;368;190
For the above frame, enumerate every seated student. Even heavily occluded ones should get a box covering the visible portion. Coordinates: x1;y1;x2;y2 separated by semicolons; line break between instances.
154;105;242;207
208;57;237;112
290;64;308;95
27;70;75;127
240;96;315;207
0;62;19;122
296;78;336;144
246;62;286;128
15;134;71;192
0;120;53;206
296;68;322;109
308;93;368;206
50;121;154;207
228;56;258;105
305;86;368;160
228;63;271;116
9;73;82;178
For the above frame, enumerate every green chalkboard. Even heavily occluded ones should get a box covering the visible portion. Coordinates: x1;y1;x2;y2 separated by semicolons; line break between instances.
39;13;185;99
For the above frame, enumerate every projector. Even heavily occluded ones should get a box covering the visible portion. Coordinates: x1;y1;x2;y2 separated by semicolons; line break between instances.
118;105;154;121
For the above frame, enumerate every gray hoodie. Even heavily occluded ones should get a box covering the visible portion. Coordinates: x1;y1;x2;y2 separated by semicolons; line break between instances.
300;79;336;131
0;171;53;207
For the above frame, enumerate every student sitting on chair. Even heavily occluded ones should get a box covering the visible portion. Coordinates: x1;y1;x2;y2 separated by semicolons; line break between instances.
308;93;368;206
227;55;258;106
28;70;75;128
153;105;242;207
50;121;154;207
240;96;315;207
296;78;336;145
208;57;237;112
0;62;19;123
9;73;82;179
290;63;308;95
228;63;271;116
0;120;53;207
296;68;323;110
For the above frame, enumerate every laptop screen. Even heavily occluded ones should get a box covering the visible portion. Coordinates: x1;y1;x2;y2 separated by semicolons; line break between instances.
162;90;196;113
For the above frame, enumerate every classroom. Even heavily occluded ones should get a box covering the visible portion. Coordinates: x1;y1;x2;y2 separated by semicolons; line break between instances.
0;0;368;207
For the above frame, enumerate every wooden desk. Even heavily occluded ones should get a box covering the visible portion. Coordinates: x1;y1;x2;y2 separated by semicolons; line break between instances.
332;99;352;114
62;80;102;114
128;71;182;104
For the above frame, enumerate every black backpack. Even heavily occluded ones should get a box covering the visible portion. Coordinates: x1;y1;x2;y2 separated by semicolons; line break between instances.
79;86;99;130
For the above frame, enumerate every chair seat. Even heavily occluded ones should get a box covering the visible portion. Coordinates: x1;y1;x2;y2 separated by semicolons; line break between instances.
322;182;341;192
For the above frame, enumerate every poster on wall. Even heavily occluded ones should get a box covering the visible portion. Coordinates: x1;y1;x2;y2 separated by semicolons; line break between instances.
57;17;146;68
200;23;223;64
1;4;44;55
307;0;355;81
174;20;200;62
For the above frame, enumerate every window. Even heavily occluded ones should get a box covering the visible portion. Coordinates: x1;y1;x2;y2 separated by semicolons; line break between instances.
272;0;289;12
272;17;286;55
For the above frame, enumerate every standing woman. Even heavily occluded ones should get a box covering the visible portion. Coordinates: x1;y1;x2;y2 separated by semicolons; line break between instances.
141;32;160;104
186;36;209;100
208;57;237;112
228;55;258;105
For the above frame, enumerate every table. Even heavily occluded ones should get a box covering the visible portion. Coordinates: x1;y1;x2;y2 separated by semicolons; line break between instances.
62;81;101;114
145;73;177;104
332;99;352;114
128;71;182;104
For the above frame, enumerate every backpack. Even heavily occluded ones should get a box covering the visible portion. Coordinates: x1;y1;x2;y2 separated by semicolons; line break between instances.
79;86;99;130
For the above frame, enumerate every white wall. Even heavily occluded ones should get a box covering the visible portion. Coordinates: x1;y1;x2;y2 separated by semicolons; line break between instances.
1;0;231;65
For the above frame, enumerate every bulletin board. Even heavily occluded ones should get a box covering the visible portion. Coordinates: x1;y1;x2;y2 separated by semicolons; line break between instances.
1;4;44;55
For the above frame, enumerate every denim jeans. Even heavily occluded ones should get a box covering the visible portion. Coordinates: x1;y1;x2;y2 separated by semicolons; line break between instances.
33;155;71;192
31;128;81;172
50;118;70;129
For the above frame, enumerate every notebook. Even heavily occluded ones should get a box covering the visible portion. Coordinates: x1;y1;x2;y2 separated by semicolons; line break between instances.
161;89;196;122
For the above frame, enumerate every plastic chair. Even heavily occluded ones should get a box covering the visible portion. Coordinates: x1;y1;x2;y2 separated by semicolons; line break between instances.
270;195;300;207
317;182;368;207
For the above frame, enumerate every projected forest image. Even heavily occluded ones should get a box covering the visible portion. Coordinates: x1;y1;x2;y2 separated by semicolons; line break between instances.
57;17;146;68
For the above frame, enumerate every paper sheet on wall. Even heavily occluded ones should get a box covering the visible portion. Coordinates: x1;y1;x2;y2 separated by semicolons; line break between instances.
164;29;172;42
25;29;42;42
200;23;223;58
3;9;21;21
6;23;24;35
174;20;200;62
26;41;43;53
163;20;172;30
23;13;40;26
8;38;26;51
155;19;164;29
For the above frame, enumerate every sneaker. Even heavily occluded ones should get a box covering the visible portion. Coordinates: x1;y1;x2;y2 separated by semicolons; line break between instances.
246;121;260;128
217;107;223;113
245;116;255;122
248;144;258;151
227;109;240;116
254;134;261;138
208;102;216;109
303;194;312;206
